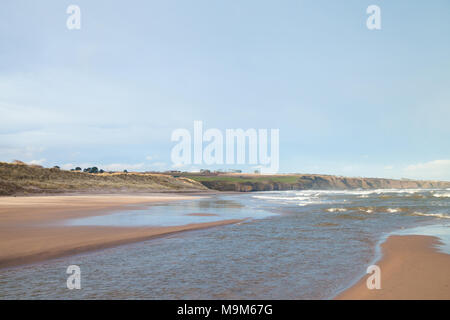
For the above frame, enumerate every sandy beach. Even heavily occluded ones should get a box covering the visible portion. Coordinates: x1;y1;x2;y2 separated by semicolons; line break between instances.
2;193;449;300
336;234;450;300
0;194;242;269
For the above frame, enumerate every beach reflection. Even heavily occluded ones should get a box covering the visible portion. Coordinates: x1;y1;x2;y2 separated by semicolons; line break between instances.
65;198;275;227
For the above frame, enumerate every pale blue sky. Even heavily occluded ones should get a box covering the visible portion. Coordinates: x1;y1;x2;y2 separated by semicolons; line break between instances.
1;0;449;179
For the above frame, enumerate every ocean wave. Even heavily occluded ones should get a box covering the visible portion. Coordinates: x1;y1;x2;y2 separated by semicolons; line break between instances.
433;192;450;198
273;188;450;200
326;208;347;212
298;202;321;207
296;188;428;197
386;208;400;213
355;188;424;195
412;212;450;219
253;194;322;207
253;195;310;201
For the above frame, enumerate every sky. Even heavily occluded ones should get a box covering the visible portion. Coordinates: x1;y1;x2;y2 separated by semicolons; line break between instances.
0;0;449;180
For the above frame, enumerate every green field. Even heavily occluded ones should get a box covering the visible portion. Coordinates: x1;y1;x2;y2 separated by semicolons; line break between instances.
183;175;300;184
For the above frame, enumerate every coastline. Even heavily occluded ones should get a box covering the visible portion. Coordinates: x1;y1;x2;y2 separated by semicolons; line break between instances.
2;192;449;300
0;193;243;269
335;234;450;300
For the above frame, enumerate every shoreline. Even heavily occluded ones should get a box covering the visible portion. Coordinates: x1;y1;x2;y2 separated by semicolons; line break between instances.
0;193;243;269
335;234;450;299
2;192;449;299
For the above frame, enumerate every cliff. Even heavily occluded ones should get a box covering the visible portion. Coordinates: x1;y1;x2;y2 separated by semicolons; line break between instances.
176;173;450;192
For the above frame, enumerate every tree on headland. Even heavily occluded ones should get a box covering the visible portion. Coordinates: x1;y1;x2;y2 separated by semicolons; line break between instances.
81;167;103;174
123;169;128;173
64;165;109;174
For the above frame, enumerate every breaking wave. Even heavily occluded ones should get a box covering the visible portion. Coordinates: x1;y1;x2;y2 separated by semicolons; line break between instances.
433;192;450;198
412;212;450;219
326;208;347;213
252;193;322;206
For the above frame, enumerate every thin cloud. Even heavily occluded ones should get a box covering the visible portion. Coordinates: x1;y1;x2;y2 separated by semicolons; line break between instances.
27;159;46;165
404;160;450;180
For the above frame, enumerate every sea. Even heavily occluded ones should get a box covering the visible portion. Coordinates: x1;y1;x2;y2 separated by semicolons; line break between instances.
1;188;449;299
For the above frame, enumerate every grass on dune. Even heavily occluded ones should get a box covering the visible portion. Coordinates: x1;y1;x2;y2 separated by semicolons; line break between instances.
0;162;207;196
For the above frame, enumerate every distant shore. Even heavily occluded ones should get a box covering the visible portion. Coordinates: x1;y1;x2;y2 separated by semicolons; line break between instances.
336;234;450;300
2;161;450;196
0;193;242;269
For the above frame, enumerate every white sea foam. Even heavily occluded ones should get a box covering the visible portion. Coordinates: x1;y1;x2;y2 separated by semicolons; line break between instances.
252;188;449;209
252;193;322;206
326;208;347;212
297;188;427;197
412;212;450;219
298;201;322;207
433;192;450;198
253;195;310;201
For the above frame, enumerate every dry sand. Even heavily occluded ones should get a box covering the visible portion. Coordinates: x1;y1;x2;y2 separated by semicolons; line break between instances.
336;235;450;300
0;194;242;269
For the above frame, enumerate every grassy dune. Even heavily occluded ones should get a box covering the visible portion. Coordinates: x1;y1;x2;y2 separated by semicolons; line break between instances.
0;162;208;196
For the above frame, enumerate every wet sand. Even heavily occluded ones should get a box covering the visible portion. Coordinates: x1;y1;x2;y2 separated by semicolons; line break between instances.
0;194;242;269
185;213;219;217
336;235;450;300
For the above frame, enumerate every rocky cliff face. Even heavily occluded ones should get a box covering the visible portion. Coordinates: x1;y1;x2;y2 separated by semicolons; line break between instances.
198;174;450;192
